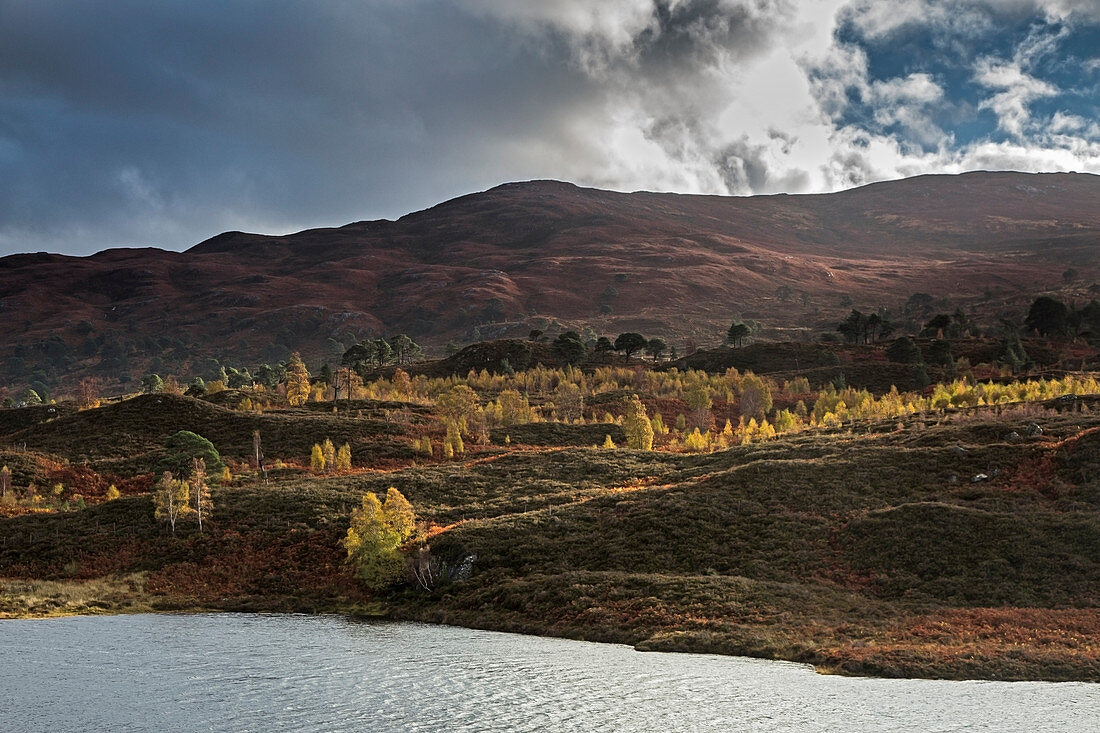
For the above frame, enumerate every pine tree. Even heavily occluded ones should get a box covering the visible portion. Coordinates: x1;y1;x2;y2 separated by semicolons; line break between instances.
622;395;654;450
285;352;311;406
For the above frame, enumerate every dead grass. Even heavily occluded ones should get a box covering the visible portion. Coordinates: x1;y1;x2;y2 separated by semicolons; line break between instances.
0;574;157;618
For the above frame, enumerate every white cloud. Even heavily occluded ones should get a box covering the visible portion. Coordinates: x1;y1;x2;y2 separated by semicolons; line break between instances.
974;58;1058;137
867;73;949;148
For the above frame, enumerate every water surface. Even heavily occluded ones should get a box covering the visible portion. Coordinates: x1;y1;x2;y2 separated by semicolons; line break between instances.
0;614;1095;732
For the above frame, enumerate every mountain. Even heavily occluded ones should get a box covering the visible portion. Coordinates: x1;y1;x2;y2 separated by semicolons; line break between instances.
1;171;1098;391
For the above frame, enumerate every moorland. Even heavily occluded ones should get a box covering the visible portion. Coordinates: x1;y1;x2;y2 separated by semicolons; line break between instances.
1;328;1098;682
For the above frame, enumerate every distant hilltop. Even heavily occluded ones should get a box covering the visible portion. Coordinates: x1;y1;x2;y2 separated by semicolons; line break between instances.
0;171;1097;389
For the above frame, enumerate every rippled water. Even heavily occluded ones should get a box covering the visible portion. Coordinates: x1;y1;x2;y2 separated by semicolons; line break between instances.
0;614;1096;732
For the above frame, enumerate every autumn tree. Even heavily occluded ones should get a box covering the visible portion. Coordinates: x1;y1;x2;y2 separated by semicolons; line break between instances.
336;442;352;471
154;471;191;535
554;382;584;422
190;457;212;532
622;395;654;450
77;377;100;409
334;367;363;401
437;385;479;432
285;352;311;406
739;373;773;422
0;465;9;501
392;368;412;399
445;423;465;457
344;487;417;590
684;384;713;432
311;443;326;473
498;389;532;426
322;438;336;474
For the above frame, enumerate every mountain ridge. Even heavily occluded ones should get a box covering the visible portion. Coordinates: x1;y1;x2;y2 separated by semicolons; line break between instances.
1;171;1097;391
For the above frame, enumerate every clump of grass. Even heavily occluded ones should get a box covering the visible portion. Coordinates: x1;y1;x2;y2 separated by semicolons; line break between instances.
0;574;153;618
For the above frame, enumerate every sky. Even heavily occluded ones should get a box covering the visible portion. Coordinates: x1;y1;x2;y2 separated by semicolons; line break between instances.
1;0;1098;257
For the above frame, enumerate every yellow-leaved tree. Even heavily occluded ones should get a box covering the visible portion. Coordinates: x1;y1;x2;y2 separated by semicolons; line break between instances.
153;471;192;535
190;457;213;532
310;443;326;473
285;352;311;406
344;487;416;590
335;442;352;471
622;394;654;450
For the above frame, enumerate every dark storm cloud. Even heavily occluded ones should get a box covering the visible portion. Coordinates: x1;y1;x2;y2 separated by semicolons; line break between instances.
639;0;780;69
0;1;603;255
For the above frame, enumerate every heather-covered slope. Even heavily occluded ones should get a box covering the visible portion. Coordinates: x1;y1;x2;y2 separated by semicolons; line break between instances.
1;387;1098;680
2;172;1097;390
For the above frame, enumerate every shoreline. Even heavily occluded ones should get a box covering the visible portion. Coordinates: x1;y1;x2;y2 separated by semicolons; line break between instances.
4;575;1096;684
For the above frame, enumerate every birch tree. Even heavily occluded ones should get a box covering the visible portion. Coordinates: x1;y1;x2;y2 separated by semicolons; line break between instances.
190;457;212;532
154;471;191;535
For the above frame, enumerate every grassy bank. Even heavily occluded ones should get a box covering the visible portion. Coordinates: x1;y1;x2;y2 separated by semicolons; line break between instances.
0;575;159;618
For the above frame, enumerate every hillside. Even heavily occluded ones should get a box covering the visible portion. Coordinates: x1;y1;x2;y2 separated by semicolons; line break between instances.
1;355;1099;681
2;171;1098;393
